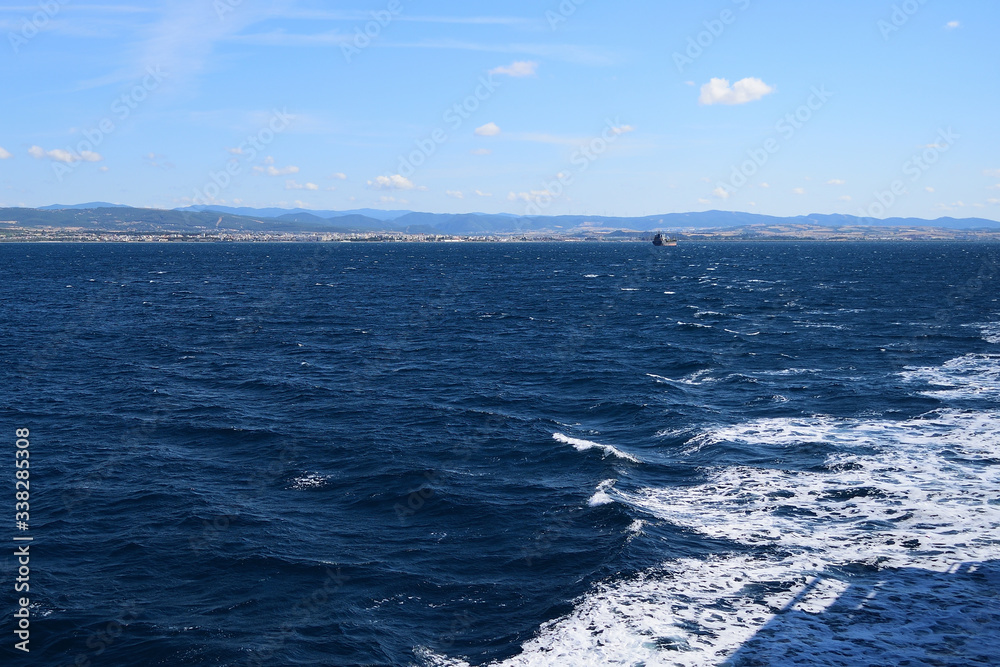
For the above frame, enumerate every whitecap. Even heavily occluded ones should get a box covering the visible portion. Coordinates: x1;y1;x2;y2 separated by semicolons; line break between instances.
587;479;616;506
288;473;332;490
553;433;639;463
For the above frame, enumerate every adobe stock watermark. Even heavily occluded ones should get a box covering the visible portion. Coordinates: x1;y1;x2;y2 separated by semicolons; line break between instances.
394;72;502;179
673;0;752;73
713;85;834;201
51;66;168;182
214;0;242;20
7;0;69;53
546;0;585;30
516;118;632;216
341;0;402;63
190;108;293;205
857;127;958;221
878;0;930;41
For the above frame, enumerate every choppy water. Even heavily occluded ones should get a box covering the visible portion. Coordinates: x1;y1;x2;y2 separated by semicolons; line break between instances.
1;241;998;666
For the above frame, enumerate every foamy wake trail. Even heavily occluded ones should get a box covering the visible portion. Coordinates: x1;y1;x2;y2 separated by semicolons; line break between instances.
422;358;1000;666
979;322;1000;344
902;353;1000;400
553;433;639;463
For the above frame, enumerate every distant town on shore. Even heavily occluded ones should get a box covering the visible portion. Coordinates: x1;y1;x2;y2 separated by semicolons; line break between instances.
2;203;999;242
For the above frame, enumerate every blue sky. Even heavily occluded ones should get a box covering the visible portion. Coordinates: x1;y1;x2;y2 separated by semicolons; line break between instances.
2;0;998;219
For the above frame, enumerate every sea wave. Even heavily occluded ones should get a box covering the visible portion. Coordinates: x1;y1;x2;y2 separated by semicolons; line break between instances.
553;433;640;463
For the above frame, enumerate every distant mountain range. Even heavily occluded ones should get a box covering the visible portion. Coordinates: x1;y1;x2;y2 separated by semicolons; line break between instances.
4;204;1000;235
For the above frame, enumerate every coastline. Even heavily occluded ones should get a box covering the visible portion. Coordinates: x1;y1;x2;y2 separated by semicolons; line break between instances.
3;226;1000;243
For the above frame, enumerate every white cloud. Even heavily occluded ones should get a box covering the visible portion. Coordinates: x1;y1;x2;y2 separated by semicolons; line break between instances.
28;145;102;163
475;190;492;197
445;190;464;199
254;164;300;176
507;190;553;204
759;182;770;188
984;169;1000;178
471;148;492;155
330;172;347;180
827;179;846;185
99;166;109;172
988;198;999;205
699;77;775;105
697;198;711;205
0;146;11;159
285;180;318;190
610;124;635;135
945;20;960;29
475;122;502;137
379;195;408;204
839;195;852;202
368;174;416;190
227;147;243;155
792;187;806;195
488;61;538;77
712;186;731;200
925;186;935;193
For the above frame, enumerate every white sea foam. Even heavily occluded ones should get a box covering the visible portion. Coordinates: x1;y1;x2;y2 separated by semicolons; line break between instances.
553;433;639;463
287;473;332;490
902;353;1000;400
629;409;1000;566
647;370;716;387
587;479;616;506
422;355;1000;667
983;322;1000;344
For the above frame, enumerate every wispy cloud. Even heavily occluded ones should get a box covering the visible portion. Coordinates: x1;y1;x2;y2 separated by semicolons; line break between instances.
0;146;12;160
29;145;102;163
489;60;538;77
376;39;616;66
78;3;279;91
254;162;300;176
265;10;535;27
285;180;318;190
508;190;553;204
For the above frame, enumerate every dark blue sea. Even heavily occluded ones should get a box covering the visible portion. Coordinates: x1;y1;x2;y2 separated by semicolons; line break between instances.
2;241;999;666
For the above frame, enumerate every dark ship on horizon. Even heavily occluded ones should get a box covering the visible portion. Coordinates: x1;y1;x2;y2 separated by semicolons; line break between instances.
652;233;677;246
